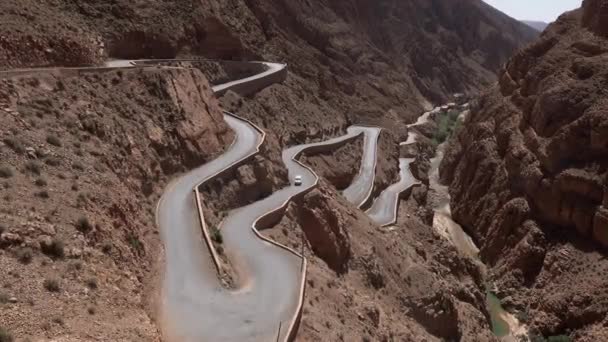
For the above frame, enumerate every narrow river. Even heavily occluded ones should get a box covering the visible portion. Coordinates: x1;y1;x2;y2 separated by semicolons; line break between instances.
425;112;524;341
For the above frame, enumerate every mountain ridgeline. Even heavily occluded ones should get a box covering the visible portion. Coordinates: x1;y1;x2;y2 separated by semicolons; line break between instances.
1;0;536;109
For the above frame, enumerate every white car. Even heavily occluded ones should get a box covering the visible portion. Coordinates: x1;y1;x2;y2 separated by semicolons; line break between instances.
294;175;303;186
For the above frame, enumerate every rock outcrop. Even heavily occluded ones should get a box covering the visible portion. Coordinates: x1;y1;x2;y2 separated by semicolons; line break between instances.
297;189;352;274
300;135;364;190
441;2;608;338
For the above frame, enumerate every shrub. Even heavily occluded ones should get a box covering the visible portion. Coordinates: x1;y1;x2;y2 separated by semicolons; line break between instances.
46;135;62;147
126;233;143;253
68;260;83;272
101;242;112;254
35;149;46;158
3;137;25;154
0;293;8;304
87;306;96;315
0;224;5;235
25;161;42;175
75;216;93;234
211;227;223;244
35;190;50;199
41;238;64;259
433;109;462;144
76;193;88;207
56;80;65;91
34;178;47;187
16;248;34;264
72;161;85;171
43;278;61;292
548;336;572;342
0;166;13;179
45;157;61;167
85;278;98;290
0;327;13;342
514;310;529;323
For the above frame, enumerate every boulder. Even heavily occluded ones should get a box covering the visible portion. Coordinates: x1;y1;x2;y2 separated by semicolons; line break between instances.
297;190;351;274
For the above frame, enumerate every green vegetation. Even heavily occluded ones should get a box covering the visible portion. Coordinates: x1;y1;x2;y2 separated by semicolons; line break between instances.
126;232;144;253
530;334;572;342
432;109;462;145
16;248;34;264
211;227;223;244
3;137;26;154
41;238;64;259
486;291;510;337
43;278;61;292
75;216;93;234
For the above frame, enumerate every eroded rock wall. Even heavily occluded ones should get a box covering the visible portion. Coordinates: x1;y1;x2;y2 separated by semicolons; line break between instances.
441;3;608;338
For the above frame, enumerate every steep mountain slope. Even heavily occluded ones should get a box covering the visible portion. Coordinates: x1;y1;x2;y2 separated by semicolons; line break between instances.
442;0;608;339
523;20;550;32
0;68;232;341
0;0;536;121
0;0;539;341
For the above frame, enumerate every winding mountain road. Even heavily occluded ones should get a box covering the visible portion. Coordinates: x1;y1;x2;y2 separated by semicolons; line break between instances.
365;107;440;226
1;58;410;341
366;158;419;226
153;61;383;341
342;126;381;208
158;116;377;341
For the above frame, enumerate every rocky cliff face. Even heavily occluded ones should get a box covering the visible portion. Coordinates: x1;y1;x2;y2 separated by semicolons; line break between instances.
441;1;608;339
262;180;496;341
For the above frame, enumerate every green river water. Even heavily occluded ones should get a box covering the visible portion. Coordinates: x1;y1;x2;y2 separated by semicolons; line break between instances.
486;291;511;337
430;136;516;339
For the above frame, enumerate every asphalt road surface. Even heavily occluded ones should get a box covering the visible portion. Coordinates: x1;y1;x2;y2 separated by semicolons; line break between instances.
366;158;420;226
342;126;381;208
